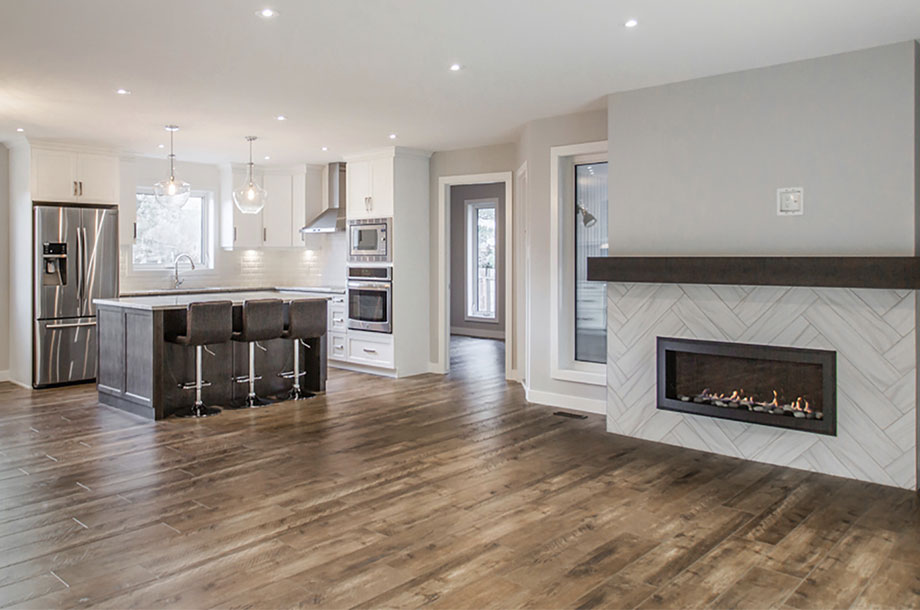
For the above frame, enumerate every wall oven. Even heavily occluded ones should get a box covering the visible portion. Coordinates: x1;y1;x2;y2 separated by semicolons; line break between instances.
348;218;392;263
347;266;392;333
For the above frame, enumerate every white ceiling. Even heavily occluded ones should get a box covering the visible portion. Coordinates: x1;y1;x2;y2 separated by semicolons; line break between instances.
1;0;919;165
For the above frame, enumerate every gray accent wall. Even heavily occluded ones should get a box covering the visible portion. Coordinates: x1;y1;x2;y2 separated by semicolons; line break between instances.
608;41;918;256
450;182;505;338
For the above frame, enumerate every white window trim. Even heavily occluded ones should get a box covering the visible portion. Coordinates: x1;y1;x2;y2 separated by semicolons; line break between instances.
549;141;608;386
131;188;215;272
465;197;499;324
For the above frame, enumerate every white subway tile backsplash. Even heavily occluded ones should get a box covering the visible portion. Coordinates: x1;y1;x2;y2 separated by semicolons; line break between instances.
119;233;346;293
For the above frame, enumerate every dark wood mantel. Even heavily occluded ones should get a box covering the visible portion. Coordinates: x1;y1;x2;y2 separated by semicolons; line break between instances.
586;256;920;290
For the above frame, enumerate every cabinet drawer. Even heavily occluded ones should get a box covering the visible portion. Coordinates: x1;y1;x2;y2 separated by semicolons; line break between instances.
347;333;394;368
329;331;347;361
329;305;347;331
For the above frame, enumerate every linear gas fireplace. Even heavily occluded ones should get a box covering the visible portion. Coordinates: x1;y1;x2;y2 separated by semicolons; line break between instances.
657;337;837;436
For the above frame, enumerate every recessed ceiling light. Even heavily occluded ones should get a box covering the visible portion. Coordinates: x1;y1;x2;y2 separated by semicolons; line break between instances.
449;63;462;72
624;19;638;28
321;146;328;151
264;155;271;160
276;115;287;121
388;133;397;140
115;88;131;95
16;127;24;132
257;8;278;18
158;143;165;148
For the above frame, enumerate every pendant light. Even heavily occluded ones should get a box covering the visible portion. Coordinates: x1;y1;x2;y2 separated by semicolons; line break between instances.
233;136;267;214
153;125;191;209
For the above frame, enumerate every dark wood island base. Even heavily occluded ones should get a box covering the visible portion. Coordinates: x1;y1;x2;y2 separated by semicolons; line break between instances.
95;292;328;420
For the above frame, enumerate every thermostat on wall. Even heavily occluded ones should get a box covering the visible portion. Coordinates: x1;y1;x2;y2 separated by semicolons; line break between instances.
777;187;804;216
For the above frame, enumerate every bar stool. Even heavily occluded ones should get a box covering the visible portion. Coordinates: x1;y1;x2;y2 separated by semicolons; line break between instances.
232;299;284;408
279;299;327;400
166;300;233;418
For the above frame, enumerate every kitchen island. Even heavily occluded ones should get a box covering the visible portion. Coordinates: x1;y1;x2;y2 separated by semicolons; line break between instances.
93;290;332;420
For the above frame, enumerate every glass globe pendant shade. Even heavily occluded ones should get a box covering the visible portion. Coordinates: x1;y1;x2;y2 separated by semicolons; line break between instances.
233;178;267;214
154;125;191;209
154;176;191;209
233;136;267;214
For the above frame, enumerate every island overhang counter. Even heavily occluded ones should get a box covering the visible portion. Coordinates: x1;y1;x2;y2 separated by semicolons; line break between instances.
93;290;329;420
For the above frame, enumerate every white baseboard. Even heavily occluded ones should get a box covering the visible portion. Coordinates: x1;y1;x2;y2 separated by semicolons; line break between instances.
5;377;31;390
0;370;9;383
450;327;506;340
429;361;447;374
524;385;606;415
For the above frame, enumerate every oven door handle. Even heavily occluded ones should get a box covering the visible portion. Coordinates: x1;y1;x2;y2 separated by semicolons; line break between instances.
347;281;391;290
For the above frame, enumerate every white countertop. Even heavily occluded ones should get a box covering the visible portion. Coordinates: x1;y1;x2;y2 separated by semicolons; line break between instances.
95;290;332;311
119;285;345;297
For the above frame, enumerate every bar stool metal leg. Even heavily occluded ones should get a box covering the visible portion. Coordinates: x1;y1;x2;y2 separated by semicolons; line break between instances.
243;341;269;408
177;345;221;418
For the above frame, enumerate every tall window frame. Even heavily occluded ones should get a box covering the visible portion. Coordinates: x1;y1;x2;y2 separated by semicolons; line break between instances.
549;141;608;386
465;197;499;323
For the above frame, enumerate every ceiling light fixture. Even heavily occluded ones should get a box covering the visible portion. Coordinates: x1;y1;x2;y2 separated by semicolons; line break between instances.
624;19;638;28
115;88;131;95
276;115;287;121
257;8;278;17
233;136;268;215
16;127;24;132
158;143;165;148
449;63;462;72
321;146;328;151
577;203;598;228
264;155;271;160
388;133;397;140
153;125;191;209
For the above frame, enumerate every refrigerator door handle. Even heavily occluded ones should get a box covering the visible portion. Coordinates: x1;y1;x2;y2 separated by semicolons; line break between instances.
75;226;83;307
46;321;97;330
81;226;88;308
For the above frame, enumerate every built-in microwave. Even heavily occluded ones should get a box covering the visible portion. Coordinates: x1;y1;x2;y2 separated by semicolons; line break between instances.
347;218;392;263
347;266;392;333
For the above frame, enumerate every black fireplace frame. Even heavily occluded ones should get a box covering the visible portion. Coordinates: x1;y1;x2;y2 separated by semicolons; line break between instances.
657;337;837;436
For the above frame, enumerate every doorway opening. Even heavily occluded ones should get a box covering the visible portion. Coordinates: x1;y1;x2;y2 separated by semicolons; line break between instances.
437;172;513;379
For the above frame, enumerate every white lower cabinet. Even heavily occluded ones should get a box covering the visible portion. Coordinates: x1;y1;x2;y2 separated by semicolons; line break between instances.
329;331;347;361
346;330;394;368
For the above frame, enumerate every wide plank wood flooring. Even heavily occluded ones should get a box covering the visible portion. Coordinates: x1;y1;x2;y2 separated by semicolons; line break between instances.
0;335;918;609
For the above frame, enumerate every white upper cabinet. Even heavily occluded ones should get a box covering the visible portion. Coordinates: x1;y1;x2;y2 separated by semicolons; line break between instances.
228;170;263;249
346;154;394;219
220;165;321;250
31;146;119;204
261;173;293;247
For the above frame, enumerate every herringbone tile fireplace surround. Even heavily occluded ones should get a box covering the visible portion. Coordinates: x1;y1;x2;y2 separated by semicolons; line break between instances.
606;282;918;489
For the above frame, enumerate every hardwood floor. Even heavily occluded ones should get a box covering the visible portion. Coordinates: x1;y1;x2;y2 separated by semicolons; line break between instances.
0;335;918;609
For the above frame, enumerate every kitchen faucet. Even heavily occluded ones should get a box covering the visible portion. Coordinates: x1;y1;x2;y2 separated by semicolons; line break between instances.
173;253;195;289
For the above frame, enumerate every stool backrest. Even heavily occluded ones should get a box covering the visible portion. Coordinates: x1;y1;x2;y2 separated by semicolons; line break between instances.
238;299;284;342
288;299;327;338
186;301;233;346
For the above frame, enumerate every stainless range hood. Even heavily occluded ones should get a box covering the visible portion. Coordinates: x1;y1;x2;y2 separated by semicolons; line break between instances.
301;162;346;233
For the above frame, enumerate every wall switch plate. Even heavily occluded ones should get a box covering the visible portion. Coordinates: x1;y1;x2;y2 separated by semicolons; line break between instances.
777;187;804;216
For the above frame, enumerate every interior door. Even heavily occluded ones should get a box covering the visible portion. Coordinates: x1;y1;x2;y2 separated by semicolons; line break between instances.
34;205;82;320
80;207;119;316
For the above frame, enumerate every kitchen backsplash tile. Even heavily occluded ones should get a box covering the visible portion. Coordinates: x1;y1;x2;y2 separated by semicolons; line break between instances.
119;233;346;292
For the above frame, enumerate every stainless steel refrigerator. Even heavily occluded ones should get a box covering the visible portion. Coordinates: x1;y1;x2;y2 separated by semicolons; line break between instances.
33;204;118;388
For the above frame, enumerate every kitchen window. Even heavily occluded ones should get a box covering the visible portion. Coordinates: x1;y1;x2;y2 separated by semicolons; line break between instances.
132;190;212;268
466;199;498;321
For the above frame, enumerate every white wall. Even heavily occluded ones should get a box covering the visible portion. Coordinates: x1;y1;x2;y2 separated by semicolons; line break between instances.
518;109;609;412
608;41;918;256
8;143;31;386
120;156;345;293
0;144;9;379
